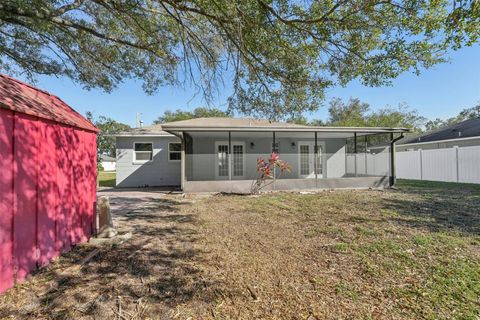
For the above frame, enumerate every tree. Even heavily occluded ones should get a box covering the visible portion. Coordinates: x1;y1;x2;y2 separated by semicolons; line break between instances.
319;98;425;131
326;98;371;127
1;1;479;119
153;107;230;124
86;112;130;157
425;103;480;131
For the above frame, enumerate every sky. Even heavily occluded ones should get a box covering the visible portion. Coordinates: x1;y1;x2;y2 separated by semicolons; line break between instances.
24;44;480;127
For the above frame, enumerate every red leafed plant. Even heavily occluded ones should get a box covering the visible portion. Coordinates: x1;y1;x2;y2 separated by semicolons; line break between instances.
251;152;291;194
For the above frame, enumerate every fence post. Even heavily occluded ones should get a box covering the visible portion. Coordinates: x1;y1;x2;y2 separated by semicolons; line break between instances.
455;146;459;182
419;149;423;180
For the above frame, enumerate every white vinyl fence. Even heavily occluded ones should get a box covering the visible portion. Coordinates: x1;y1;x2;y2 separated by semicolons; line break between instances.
346;151;391;177
396;145;480;184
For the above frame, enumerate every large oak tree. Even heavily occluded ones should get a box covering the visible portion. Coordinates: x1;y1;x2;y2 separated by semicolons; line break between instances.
1;0;478;119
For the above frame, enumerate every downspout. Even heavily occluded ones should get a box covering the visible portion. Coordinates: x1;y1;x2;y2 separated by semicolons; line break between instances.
389;132;404;187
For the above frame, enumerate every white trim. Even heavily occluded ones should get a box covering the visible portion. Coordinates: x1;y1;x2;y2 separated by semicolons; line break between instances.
132;141;153;164
214;141;246;180
114;133;175;138
162;124;409;133
168;142;182;162
398;136;480;147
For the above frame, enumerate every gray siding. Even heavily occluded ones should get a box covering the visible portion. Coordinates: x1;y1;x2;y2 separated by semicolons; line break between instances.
116;136;181;187
397;137;480;152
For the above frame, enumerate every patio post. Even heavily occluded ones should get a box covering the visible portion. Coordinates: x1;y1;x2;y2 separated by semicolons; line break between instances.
228;131;232;181
314;131;318;188
365;135;368;174
354;132;358;177
181;131;185;191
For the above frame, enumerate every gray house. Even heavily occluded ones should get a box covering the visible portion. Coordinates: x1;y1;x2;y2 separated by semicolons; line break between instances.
115;118;409;192
396;117;480;151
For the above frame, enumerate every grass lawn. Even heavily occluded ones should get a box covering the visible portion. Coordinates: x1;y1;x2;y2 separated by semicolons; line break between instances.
0;180;479;319
98;171;116;187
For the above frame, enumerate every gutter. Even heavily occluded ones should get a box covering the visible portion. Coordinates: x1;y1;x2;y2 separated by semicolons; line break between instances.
160;126;410;134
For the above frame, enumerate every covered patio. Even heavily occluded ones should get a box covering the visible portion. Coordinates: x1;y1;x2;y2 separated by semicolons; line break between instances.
161;118;409;193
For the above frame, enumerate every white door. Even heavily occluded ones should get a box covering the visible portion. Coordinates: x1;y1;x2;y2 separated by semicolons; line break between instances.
214;141;245;180
298;142;324;178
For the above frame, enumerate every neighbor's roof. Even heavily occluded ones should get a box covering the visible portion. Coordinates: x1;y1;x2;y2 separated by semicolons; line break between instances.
0;74;98;132
114;123;174;137
400;117;480;145
161;117;410;133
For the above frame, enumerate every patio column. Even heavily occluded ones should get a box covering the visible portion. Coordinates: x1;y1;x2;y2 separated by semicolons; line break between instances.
364;135;368;174
228;131;232;181
314;131;318;187
181;131;185;190
354;132;358;177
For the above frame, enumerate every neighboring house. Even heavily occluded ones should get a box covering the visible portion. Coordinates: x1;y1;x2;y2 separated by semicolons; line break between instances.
115;117;408;192
0;74;98;294
396;117;480;151
100;154;116;171
395;118;480;184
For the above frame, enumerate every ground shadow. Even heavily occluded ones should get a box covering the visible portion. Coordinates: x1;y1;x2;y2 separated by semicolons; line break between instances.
0;193;230;319
383;181;480;235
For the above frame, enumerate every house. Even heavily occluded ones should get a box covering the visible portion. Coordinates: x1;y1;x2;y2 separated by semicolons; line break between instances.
115;118;409;192
396;117;480;151
394;118;480;183
0;74;98;294
100;154;116;171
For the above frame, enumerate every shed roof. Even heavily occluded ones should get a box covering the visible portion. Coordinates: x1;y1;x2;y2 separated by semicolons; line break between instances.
400;117;480;145
161;117;410;134
0;74;98;132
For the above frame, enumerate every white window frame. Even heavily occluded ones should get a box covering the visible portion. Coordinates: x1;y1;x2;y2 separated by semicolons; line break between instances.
168;142;182;162
297;141;326;178
133;142;153;164
214;141;246;180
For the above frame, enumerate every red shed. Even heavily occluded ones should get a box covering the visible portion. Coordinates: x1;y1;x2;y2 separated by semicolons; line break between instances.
0;74;98;294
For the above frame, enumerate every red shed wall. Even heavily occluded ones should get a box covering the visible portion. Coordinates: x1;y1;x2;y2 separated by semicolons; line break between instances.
0;108;97;294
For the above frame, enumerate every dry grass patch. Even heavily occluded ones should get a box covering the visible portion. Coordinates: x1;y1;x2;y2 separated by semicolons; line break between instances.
0;181;479;319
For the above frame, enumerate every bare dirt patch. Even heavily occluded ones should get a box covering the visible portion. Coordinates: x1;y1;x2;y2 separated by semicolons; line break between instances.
1;182;479;319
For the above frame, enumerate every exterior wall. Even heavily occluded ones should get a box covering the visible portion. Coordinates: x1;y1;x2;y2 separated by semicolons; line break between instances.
184;176;389;193
0;108;97;294
116;136;181;187
397;137;480;152
186;136;347;181
101;161;116;171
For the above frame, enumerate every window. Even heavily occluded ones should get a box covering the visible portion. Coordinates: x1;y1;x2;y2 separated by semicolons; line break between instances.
133;142;153;163
169;142;181;161
217;144;229;177
233;144;244;177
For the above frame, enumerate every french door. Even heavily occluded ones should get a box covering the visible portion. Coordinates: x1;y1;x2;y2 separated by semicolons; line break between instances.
214;141;245;180
298;142;324;178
